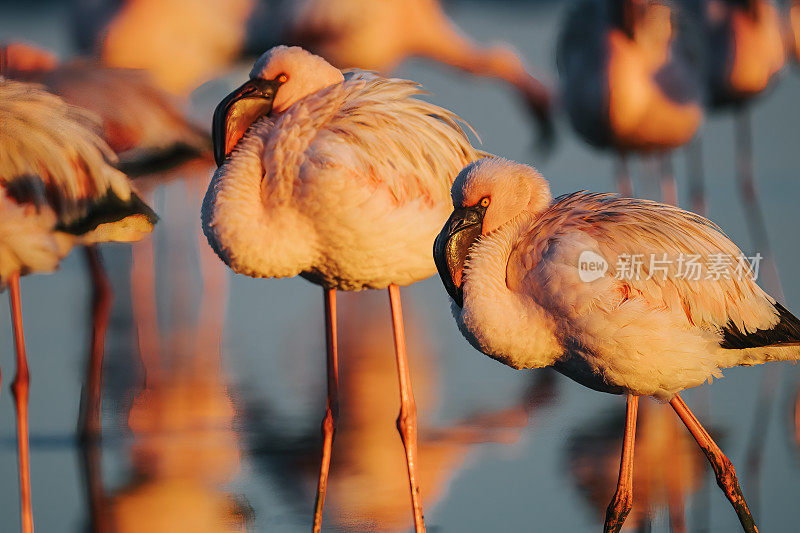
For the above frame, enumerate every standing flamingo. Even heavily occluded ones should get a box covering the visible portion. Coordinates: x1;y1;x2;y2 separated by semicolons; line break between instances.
558;0;703;203
285;0;553;145
433;157;800;533
201;46;484;532
0;79;156;533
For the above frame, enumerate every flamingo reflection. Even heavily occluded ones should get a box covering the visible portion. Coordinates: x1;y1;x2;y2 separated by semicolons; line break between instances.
567;398;707;533
247;292;556;531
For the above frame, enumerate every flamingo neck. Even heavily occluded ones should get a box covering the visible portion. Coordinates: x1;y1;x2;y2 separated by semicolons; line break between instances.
407;6;543;105
456;212;561;370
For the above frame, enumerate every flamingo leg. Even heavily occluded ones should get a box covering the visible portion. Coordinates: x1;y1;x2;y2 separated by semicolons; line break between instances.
387;284;426;532
670;395;758;533
9;272;34;533
78;245;112;440
665;410;687;533
312;288;339;533
603;394;639;533
735;110;784;302
615;154;634;197
79;418;109;533
659;153;678;207
687;137;706;216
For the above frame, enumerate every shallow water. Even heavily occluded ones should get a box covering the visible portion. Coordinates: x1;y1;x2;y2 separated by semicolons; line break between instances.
1;1;799;532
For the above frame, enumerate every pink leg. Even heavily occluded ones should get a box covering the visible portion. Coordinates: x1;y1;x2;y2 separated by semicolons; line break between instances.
615;155;634;197
79;245;112;440
670;395;758;533
388;284;426;532
9;272;34;533
603;394;639;533
660;153;678;207
312;288;339;533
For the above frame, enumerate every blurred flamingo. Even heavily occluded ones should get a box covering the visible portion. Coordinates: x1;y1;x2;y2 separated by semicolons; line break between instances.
558;0;703;204
0;79;156;533
72;0;553;144
73;0;256;96
567;398;707;533
285;0;554;146
1;42;209;169
433;158;800;533
202;46;485;532
682;0;785;299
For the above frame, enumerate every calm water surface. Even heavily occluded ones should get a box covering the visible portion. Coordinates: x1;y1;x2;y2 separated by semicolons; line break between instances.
1;2;799;532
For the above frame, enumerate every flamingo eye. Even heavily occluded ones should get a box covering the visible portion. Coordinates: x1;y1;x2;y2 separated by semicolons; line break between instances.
480;197;490;208
277;73;288;84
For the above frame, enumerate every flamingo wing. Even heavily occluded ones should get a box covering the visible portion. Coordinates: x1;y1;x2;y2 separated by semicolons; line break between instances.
0;80;155;233
260;71;485;206
517;192;797;347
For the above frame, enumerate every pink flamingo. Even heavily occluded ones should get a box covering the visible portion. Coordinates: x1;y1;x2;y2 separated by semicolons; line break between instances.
201;46;484;532
433;157;799;533
0;79;156;533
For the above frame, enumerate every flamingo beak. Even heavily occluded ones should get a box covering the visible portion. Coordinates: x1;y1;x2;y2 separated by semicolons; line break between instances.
212;78;281;167
433;204;487;308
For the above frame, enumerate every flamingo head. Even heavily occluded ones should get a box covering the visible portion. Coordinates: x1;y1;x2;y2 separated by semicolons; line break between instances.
433;158;551;307
212;46;343;166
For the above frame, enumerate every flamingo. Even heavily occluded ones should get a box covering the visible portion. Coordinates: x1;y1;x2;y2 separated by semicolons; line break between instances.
201;45;484;532
433;157;800;533
680;0;785;298
0;79;157;533
1;42;209;169
558;0;703;204
286;0;554;145
73;0;255;96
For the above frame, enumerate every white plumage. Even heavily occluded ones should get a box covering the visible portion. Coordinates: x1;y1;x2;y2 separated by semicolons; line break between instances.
433;157;797;533
202;49;483;290
440;158;796;399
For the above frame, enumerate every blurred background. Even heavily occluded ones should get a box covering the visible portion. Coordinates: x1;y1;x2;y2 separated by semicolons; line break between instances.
1;0;799;531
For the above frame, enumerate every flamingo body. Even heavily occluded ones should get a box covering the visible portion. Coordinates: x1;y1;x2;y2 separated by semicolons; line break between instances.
202;47;483;290
434;158;799;400
694;0;785;107
75;0;254;96
559;0;703;151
